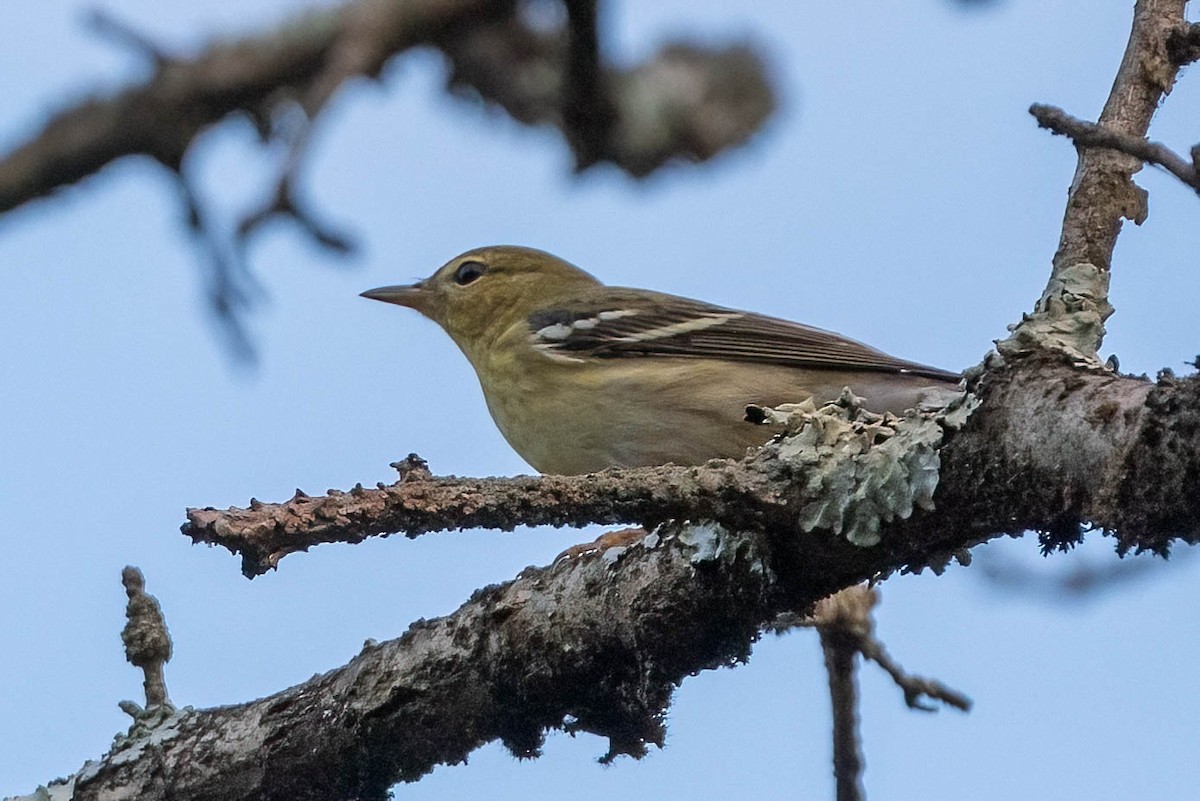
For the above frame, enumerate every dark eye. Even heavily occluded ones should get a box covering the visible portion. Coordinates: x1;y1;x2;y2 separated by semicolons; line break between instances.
453;261;487;286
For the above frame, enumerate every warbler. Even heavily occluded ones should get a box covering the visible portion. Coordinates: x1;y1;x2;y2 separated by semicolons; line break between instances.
362;246;960;475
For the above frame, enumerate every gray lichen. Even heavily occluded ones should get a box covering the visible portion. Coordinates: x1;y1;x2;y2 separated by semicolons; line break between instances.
755;390;965;547
5;776;76;801
677;520;732;564
998;261;1113;366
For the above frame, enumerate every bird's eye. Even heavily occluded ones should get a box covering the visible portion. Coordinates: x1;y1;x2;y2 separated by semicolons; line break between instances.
453;261;487;286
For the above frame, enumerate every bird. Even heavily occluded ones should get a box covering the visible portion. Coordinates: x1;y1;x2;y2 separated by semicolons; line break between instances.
361;246;960;475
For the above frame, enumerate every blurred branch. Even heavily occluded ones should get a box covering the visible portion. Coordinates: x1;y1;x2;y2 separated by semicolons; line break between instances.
560;0;614;169
0;0;774;213
0;0;774;358
978;545;1191;600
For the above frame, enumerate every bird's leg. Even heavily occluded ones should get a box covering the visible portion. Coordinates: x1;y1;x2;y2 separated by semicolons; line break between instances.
555;527;649;562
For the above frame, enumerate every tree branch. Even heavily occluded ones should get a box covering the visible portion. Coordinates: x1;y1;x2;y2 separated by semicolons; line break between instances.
1030;103;1200;193
60;521;836;801
185;360;1200;580
1007;0;1189;364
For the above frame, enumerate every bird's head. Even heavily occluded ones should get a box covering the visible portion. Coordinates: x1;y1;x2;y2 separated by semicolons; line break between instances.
361;245;600;352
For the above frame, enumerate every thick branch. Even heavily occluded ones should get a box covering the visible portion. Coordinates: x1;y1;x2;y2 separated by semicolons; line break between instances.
5;363;1176;801
71;522;837;801
76;360;1199;800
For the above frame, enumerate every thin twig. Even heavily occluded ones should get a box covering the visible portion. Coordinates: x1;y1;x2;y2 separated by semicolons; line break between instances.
801;588;972;713
821;632;864;801
858;637;971;713
85;8;171;66
173;169;260;362
120;566;173;713
819;623;866;801
1030;103;1200;194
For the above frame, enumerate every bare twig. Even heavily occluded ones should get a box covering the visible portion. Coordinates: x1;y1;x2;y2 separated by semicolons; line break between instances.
821;635;863;801
804;586;969;800
814;590;870;801
809;588;970;712
857;634;971;713
1030;103;1200;193
184;455;788;576
181;363;1200;577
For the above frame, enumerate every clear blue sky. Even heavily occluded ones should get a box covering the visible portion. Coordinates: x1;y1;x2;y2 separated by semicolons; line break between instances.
2;2;1199;798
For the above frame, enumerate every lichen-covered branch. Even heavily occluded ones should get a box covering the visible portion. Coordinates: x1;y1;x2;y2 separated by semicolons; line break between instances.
185;362;1200;582
75;357;1200;800
62;521;843;801
184;397;956;576
1007;0;1189;364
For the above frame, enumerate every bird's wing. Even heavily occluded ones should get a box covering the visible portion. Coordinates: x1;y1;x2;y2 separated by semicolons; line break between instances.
527;289;959;381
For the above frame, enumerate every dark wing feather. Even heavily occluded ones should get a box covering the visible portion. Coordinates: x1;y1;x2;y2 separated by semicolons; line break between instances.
528;289;959;381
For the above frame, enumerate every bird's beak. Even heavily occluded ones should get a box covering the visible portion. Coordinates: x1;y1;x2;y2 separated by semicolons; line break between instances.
360;283;428;312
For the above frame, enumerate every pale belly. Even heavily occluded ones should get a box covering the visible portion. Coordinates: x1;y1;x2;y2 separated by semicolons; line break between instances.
473;355;949;475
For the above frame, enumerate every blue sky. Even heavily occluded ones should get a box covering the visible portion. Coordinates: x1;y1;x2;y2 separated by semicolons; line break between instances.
2;2;1199;798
